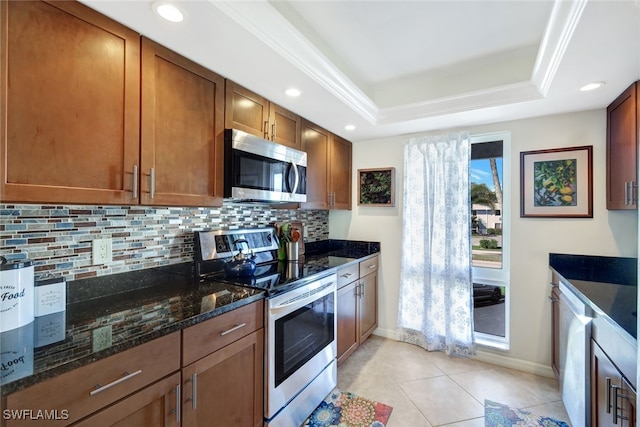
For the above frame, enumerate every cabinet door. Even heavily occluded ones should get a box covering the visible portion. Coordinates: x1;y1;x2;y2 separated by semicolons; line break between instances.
359;272;378;342
301;120;330;209
141;38;224;207
1;0;140;204
337;281;359;365
70;372;181;427
225;81;270;139
270;104;301;149
182;329;263;427
592;340;622;427
330;135;352;210
606;81;638;210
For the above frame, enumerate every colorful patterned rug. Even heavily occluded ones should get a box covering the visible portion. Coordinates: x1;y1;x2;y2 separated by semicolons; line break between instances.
303;388;393;427
484;400;570;427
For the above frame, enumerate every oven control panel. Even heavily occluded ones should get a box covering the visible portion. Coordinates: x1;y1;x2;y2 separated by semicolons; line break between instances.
195;227;279;261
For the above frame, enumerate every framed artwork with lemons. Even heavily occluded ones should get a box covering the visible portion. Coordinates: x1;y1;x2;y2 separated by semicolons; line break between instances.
520;145;593;218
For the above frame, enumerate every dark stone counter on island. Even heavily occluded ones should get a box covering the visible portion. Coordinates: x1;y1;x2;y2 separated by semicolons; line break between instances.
549;253;637;341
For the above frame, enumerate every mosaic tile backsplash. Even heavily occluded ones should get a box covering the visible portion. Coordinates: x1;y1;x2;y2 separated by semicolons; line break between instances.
0;204;329;281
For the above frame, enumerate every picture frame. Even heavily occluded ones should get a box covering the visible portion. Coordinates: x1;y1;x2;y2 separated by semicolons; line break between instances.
358;167;395;207
520;145;593;218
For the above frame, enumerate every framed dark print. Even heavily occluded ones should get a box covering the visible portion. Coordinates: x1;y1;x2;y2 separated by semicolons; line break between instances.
520;145;593;218
358;167;395;207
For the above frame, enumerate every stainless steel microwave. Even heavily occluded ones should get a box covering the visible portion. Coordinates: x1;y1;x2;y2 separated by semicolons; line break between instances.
224;129;307;203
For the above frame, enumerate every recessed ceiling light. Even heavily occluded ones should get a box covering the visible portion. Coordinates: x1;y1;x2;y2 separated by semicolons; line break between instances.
344;125;356;131
153;2;184;23
580;81;605;92
285;88;301;97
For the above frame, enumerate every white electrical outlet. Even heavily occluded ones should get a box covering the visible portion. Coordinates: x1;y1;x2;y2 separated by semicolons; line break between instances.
92;325;113;352
92;238;113;264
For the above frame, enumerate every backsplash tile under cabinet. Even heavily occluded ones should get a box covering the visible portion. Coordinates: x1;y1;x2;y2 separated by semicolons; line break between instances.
0;204;328;281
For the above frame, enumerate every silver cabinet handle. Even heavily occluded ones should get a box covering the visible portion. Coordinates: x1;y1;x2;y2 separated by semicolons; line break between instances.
361;281;365;297
606;377;613;414
149;167;155;199
632;182;638;205
90;370;142;396
220;323;246;336
624;182;629;206
187;373;197;410
547;296;559;302
272;122;277;140
172;384;181;423
612;384;620;424
264;120;269;139
341;272;353;278
368;264;375;269
132;165;138;199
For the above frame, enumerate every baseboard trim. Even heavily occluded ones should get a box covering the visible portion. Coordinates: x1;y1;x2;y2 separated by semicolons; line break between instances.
372;329;555;379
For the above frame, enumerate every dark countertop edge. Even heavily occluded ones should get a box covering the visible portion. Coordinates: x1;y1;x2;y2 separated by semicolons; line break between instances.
1;240;381;396
0;292;265;396
550;266;636;346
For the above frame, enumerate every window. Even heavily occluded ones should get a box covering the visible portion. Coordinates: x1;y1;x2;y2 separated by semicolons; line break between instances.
470;132;510;349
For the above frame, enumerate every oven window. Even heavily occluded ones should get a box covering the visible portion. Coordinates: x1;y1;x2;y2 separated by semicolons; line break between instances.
274;292;334;387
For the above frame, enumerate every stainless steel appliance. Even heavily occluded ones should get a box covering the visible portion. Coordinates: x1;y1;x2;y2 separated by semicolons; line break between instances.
224;129;307;203
558;280;592;426
194;228;337;427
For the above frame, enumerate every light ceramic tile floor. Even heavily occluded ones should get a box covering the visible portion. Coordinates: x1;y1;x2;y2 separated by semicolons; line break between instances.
337;336;572;427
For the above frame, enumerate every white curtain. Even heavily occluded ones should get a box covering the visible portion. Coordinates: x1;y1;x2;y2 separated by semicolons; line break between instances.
397;131;475;357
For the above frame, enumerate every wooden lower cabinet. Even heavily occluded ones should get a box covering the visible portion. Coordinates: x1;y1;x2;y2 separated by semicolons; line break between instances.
336;255;379;365
181;330;264;427
591;339;636;426
70;372;181;427
337;281;359;364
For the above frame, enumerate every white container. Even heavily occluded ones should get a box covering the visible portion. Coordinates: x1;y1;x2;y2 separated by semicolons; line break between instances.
34;277;66;316
34;311;66;347
0;259;34;333
0;320;34;384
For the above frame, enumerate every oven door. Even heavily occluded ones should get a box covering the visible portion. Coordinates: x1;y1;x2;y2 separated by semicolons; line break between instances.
266;274;337;420
224;129;307;202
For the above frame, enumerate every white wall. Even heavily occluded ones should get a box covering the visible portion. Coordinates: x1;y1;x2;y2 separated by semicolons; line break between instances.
330;109;638;374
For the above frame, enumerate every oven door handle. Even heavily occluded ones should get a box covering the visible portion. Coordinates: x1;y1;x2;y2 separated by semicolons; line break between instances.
269;284;336;315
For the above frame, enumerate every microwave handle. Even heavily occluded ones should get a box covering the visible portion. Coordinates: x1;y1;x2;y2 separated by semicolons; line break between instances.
290;160;300;198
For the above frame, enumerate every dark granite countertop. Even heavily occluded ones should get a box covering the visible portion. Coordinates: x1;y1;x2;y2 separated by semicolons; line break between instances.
0;239;380;396
549;253;637;341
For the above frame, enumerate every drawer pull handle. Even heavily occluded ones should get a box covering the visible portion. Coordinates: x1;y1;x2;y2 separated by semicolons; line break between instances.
187;373;198;410
132;165;138;199
172;384;181;422
90;370;142;396
606;377;613;413
368;264;375;269
220;323;247;336
341;273;353;278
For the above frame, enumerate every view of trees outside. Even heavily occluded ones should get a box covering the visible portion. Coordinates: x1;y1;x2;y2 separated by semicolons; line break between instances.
471;158;502;269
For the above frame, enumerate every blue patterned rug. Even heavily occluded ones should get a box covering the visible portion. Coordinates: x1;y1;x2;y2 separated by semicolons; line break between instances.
303;388;393;427
484;400;570;427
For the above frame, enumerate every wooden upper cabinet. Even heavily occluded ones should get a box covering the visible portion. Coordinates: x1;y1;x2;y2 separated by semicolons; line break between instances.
1;0;140;205
301;120;352;210
606;81;638;210
330;135;352;210
225;81;301;149
140;37;225;207
301;120;331;209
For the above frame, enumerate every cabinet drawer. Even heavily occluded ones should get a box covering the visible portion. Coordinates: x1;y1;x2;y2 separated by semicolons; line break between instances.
6;332;180;427
359;256;379;277
182;300;264;366
337;263;359;289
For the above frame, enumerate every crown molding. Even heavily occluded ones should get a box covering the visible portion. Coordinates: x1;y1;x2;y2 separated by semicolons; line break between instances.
531;0;589;96
209;0;379;124
210;0;586;126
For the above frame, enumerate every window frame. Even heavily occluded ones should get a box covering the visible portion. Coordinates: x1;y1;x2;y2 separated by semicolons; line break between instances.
471;131;511;350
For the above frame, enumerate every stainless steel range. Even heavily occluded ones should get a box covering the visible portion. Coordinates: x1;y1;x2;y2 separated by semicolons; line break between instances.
194;227;337;427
